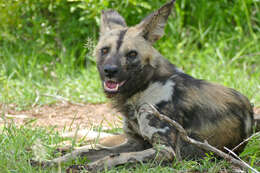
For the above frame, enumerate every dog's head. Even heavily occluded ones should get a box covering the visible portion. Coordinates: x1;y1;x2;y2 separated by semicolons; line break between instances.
94;1;175;97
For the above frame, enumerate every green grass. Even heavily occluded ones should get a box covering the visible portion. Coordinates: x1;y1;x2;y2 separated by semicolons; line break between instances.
0;0;260;172
0;40;106;110
0;122;259;173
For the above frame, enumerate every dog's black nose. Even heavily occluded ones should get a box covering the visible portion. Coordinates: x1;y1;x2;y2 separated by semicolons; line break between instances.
104;65;119;78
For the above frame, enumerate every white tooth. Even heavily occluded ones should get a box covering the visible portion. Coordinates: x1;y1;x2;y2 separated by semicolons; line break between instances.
119;80;125;86
115;84;119;91
104;82;119;92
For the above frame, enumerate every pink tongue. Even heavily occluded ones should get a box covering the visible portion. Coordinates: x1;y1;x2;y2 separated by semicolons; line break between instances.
106;81;118;89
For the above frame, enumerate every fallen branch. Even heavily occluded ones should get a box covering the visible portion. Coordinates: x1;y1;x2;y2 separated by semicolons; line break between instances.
147;104;259;173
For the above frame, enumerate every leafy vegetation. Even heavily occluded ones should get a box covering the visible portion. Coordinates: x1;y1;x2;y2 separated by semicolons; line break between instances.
0;0;259;108
0;0;259;172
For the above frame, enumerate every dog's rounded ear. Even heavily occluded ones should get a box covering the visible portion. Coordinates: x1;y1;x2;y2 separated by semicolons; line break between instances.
134;0;175;43
100;10;127;35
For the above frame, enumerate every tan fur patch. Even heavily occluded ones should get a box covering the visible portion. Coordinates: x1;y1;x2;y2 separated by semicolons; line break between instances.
184;83;241;112
193;116;242;149
123;28;161;67
99;134;127;147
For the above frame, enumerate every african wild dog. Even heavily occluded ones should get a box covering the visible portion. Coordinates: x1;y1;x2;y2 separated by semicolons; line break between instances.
41;0;254;172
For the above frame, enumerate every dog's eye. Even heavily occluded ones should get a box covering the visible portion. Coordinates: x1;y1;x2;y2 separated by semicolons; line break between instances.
126;50;138;59
101;47;110;56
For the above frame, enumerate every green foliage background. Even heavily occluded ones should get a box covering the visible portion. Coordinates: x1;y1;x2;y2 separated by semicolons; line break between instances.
0;0;259;106
1;0;259;57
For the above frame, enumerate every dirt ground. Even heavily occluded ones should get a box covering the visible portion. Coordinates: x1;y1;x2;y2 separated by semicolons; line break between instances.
0;102;259;133
0;103;123;131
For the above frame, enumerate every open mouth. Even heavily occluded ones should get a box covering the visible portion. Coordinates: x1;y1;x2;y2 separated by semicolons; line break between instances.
103;80;126;93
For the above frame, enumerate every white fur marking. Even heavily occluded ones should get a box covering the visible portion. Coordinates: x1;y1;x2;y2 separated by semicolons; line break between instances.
127;80;175;106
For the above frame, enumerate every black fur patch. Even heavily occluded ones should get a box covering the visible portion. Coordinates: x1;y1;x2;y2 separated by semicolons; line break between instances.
116;29;127;51
108;18;126;27
156;101;168;110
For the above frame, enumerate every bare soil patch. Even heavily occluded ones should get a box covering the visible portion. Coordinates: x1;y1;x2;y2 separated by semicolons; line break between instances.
0;103;123;131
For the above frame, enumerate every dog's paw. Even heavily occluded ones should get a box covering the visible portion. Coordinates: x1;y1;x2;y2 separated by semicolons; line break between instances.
66;165;90;173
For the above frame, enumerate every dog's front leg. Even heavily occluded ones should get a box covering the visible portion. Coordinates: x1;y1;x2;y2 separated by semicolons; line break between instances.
67;104;176;172
33;135;147;167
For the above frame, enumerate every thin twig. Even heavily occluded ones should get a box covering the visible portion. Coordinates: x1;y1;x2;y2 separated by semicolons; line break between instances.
147;104;259;173
232;132;260;152
224;147;259;173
